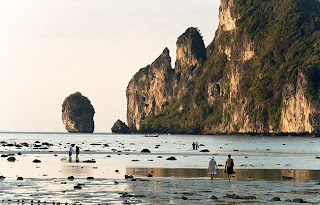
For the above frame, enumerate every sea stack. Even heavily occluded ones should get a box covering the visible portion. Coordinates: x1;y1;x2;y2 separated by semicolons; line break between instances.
62;92;95;133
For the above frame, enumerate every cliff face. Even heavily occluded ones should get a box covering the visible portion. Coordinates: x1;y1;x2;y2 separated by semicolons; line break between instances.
126;0;320;135
126;48;173;130
62;92;95;133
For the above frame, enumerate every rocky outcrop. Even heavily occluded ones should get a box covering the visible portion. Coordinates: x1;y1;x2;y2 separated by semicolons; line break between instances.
126;48;174;130
111;119;131;133
62;92;95;133
125;0;320;135
280;69;320;134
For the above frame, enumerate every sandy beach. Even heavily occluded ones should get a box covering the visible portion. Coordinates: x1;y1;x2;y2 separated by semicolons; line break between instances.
0;133;320;204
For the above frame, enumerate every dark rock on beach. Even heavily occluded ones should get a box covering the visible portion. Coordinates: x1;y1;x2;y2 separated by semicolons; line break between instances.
282;176;294;180
83;159;96;163
141;149;151;153
67;176;74;180
74;185;82;190
292;198;306;203
33;159;41;163
87;177;94;180
166;156;177;160
224;194;257;200
7;157;16;162
200;149;210;152
17;177;23;180
271;197;281;201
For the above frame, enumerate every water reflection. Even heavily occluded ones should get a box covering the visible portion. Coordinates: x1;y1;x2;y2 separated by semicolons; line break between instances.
126;167;320;182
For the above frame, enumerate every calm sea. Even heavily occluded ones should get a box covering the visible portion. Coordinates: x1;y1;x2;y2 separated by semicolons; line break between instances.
1;132;319;170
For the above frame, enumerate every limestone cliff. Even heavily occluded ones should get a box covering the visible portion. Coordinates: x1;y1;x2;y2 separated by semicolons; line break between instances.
62;92;95;133
126;48;173;130
126;0;320;135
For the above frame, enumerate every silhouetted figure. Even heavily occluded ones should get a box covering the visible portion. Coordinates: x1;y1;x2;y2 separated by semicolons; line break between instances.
76;146;80;157
192;142;195;150
225;154;235;182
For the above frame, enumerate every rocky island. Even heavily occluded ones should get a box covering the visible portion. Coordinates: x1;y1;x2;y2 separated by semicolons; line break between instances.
62;92;95;133
122;0;320;135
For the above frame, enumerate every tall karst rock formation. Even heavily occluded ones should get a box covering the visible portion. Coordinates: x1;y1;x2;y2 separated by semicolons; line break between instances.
126;0;320;135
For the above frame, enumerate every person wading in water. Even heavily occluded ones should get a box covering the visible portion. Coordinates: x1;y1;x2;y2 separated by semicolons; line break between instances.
225;154;235;182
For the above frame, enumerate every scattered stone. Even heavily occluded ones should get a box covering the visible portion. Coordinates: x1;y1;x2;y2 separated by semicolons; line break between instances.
132;159;139;161
180;196;188;200
0;176;6;180
285;199;292;202
157;156;162;158
90;143;102;146
83;159;96;163
1;154;8;157
224;194;256;199
147;173;153;177
67;176;74;180
148;159;153;161
74;185;82;190
200;149;210;152
166;156;176;160
7;157;16;162
210;195;218;199
61;182;67;184
282;176;294;180
17;177;23;180
125;175;134;179
17;152;22;155
114;181;119;184
120;192;134;197
316;157;320;159
292;198;305;203
115;170;119;173
233;149;239;151
87;177;94;180
271;197;281;201
107;155;111;158
141;149;151;153
33;159;41;163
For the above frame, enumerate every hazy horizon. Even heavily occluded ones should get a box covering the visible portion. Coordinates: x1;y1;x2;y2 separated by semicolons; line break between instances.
0;0;220;132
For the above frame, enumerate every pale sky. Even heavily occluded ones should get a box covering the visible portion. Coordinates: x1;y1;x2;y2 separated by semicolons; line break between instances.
0;0;220;132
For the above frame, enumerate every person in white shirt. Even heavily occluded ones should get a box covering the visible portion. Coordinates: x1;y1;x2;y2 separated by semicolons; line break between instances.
208;156;218;180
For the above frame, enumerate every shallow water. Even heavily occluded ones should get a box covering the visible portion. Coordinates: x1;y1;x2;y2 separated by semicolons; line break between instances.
0;132;320;204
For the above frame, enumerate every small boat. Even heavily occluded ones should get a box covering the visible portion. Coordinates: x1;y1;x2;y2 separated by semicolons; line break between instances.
145;134;159;137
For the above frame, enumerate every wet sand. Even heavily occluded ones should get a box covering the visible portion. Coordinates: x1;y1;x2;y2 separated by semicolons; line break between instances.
1;153;320;204
1;133;320;204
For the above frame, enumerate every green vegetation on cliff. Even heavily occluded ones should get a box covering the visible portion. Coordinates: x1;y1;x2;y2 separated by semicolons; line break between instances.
235;0;320;126
131;0;320;134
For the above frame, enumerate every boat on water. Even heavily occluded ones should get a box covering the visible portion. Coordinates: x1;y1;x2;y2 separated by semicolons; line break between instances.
145;134;159;137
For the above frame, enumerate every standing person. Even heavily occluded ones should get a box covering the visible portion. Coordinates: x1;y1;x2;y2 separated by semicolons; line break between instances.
69;144;74;157
208;156;218;180
195;141;198;150
192;142;195;150
76;146;80;157
225;154;235;182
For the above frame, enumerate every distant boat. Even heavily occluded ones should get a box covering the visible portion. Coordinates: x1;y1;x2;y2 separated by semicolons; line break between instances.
145;134;159;137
